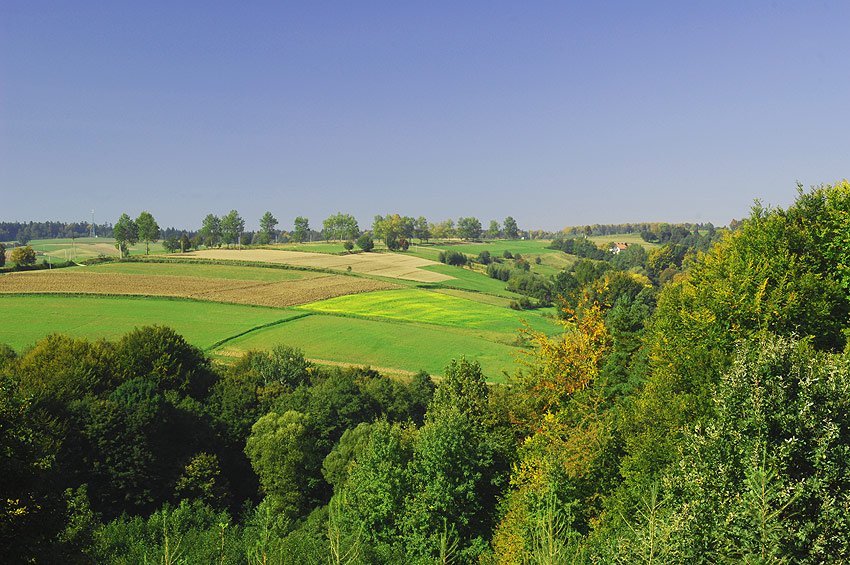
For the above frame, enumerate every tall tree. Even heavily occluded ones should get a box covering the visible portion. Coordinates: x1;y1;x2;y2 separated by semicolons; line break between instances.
259;211;278;244
200;214;221;247
323;212;359;241
0;243;5;267
221;210;245;248
134;211;160;255
488;220;501;239
293;216;310;243
113;214;138;259
414;216;430;243
503;216;519;239
456;217;482;240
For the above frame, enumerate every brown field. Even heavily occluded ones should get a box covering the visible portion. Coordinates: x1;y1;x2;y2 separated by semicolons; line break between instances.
177;249;455;283
0;270;398;308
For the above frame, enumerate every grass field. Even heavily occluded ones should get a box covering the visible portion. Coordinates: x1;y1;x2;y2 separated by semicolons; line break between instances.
0;294;299;352
214;314;523;379
295;288;555;335
587;232;658;249
1;247;561;379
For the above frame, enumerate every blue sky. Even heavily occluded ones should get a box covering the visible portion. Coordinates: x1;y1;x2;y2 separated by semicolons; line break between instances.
2;1;848;232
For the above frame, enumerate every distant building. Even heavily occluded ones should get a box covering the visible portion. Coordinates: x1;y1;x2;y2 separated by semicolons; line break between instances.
610;242;628;254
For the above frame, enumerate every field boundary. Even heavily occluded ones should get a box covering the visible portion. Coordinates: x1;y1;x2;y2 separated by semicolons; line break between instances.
206;312;313;351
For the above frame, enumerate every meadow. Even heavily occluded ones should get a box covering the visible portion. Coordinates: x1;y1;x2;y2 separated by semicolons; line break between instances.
0;249;561;379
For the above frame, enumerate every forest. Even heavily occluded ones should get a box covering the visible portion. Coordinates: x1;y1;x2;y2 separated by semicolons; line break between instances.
3;181;850;563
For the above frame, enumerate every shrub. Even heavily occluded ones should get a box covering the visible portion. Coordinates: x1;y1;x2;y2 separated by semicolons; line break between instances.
477;250;491;265
444;251;467;266
503;250;513;259
343;240;354;251
356;234;374;252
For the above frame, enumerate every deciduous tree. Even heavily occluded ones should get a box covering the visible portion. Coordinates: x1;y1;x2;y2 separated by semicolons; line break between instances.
293;216;310;243
113;214;138;258
135;211;160;255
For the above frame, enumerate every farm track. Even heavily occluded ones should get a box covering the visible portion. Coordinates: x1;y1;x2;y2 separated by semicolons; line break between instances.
0;271;399;307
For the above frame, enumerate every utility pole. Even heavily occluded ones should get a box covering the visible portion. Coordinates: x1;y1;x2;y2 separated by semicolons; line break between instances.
91;210;96;237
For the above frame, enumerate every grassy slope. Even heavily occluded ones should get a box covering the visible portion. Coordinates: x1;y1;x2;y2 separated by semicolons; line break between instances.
294;288;555;335
0;295;298;352
216;314;522;380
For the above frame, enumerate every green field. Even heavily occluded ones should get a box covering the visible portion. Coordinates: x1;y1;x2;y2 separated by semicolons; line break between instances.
0;294;299;352
84;261;322;281
587;232;658;249
295;288;555;334
216;314;522;379
1;246;561;379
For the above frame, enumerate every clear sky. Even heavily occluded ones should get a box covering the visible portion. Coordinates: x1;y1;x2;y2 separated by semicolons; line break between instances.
2;1;848;232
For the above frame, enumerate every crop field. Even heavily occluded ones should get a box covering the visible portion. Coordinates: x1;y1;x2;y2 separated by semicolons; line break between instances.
295;288;556;335
0;294;300;352
180;249;453;283
0;250;561;379
588;232;658;249
0;269;397;308
84;261;326;282
214;314;524;379
26;237;166;260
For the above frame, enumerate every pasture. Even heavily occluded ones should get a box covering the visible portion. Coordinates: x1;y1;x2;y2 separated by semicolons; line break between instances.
295;288;556;335
0;247;562;380
0;294;298;351
214;314;522;379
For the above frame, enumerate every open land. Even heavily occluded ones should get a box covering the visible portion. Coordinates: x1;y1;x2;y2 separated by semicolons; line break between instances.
0;243;563;380
178;248;454;283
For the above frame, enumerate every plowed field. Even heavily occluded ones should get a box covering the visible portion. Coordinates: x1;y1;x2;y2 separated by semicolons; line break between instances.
0;270;397;307
177;249;454;282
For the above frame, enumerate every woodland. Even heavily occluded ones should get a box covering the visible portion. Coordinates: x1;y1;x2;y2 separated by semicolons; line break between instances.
3;181;850;563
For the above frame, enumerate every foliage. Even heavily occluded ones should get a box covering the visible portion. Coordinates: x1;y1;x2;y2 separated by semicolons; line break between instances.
113;214;138;258
324;212;360;242
504;216;519;240
135;211;160;255
220;210;245;248
457;216;482;240
200;214;221;247
293;216;310;242
356;233;374;251
259;211;278;244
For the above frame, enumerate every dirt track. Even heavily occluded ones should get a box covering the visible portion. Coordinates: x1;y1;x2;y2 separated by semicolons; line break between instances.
177;249;454;283
0;271;398;308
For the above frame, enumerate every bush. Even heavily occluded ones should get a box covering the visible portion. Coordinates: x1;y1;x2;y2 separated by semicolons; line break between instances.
477;250;491;265
356;234;374;252
343;240;354;251
503;250;513;259
444;251;467;266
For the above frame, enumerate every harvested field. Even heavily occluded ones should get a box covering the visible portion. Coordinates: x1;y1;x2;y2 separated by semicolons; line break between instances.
0;270;398;307
176;249;455;283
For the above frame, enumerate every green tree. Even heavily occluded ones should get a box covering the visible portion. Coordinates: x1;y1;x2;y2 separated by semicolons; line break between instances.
9;244;36;266
259;211;278;244
220;210;244;248
488;220;501;239
323;213;359;242
456;217;482;240
414;216;430;243
245;410;315;522
179;233;189;253
504;216;519;239
293;216;310;242
162;233;179;253
199;214;221;247
112;214;138;258
135;211;160;255
0;243;5;267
